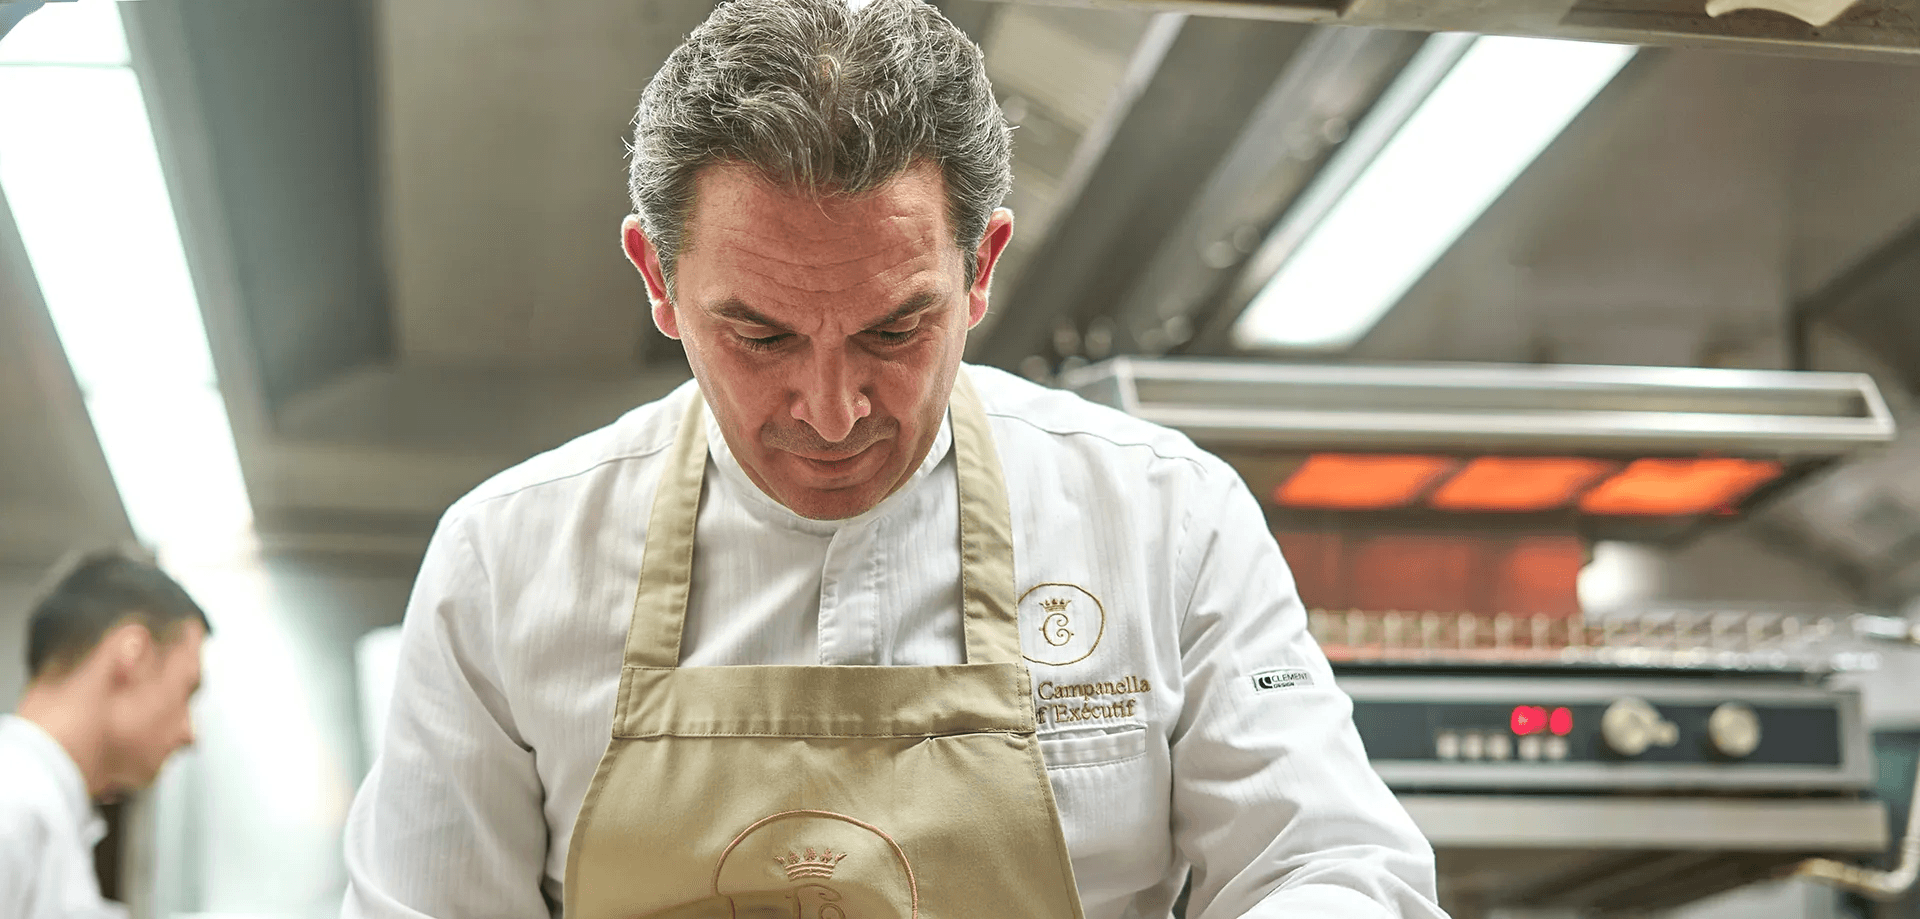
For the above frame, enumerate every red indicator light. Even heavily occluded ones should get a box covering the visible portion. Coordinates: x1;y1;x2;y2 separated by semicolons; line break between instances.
1549;707;1573;736
1510;705;1547;735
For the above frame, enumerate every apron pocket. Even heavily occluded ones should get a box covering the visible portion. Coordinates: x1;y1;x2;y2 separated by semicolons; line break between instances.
1039;723;1149;769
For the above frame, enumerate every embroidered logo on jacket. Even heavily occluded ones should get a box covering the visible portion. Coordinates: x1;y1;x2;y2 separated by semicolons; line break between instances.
1018;582;1105;666
1034;674;1152;726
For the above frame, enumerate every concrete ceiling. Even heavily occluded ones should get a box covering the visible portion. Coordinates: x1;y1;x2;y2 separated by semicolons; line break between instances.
378;0;702;371
3;0;1920;599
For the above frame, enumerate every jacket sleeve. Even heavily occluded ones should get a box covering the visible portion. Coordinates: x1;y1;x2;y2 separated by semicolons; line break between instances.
1167;463;1448;919
0;799;46;919
342;509;554;919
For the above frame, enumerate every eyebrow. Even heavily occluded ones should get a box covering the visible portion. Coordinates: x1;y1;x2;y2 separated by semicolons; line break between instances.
708;299;786;330
707;291;941;334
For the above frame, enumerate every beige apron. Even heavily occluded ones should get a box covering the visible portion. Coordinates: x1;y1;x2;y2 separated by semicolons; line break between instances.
564;372;1086;919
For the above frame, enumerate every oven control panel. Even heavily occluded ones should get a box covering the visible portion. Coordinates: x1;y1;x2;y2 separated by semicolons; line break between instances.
1338;670;1871;792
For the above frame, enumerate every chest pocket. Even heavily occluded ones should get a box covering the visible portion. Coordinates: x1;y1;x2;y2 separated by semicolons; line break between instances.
1038;723;1169;902
1039;723;1148;769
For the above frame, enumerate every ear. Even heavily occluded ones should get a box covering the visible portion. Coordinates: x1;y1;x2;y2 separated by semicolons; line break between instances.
102;622;154;684
965;208;1015;330
622;215;681;340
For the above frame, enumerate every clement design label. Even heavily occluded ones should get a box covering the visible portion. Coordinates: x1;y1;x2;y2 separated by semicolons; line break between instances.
1250;668;1314;694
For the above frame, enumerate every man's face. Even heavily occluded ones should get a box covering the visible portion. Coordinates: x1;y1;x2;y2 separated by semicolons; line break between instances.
625;162;1013;520
104;621;203;796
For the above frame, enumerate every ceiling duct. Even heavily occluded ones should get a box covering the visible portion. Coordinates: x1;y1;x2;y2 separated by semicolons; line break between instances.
1798;217;1920;398
1006;0;1919;64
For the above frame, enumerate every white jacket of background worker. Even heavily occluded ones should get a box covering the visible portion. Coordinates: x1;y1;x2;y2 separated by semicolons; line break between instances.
0;715;126;919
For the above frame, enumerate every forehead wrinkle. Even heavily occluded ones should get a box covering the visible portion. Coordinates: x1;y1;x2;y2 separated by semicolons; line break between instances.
708;215;938;271
682;165;961;328
728;251;948;296
718;234;928;274
710;225;952;298
725;256;946;298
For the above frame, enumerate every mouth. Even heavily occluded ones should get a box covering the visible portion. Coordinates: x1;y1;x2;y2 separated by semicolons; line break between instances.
794;444;869;462
785;441;885;483
794;445;869;468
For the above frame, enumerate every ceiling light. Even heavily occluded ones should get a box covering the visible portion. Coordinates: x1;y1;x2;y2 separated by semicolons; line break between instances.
0;0;125;63
0;0;254;553
1232;34;1636;351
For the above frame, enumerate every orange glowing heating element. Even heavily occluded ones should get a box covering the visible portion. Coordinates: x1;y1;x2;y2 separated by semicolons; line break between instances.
1429;457;1618;512
1274;454;1455;510
1578;457;1784;516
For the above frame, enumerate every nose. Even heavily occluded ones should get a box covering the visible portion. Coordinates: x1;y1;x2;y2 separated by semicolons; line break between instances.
790;348;871;443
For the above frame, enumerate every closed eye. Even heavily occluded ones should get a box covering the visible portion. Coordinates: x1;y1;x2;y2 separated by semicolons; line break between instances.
739;332;792;352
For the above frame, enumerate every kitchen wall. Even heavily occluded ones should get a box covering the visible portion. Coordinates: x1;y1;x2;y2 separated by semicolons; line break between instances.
1;562;51;706
147;554;411;919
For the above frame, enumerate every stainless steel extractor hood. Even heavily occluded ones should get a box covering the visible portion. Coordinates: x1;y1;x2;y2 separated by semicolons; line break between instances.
1059;356;1894;454
1058;357;1897;539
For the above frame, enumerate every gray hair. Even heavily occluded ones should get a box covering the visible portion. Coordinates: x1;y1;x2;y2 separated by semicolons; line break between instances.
629;0;1013;293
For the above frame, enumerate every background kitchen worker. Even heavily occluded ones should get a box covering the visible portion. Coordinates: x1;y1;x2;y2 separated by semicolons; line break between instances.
341;0;1446;916
2;550;209;919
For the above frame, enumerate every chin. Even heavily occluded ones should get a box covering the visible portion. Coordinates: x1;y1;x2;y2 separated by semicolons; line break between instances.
779;486;889;521
124;761;167;793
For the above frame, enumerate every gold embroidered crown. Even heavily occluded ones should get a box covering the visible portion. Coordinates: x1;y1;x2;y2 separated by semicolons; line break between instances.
774;848;846;881
1040;597;1071;613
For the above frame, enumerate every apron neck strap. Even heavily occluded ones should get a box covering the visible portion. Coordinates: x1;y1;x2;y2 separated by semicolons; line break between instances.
947;370;1022;665
623;389;707;670
623;368;1022;669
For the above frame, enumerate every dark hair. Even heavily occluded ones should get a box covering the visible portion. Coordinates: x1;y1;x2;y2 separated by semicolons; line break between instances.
629;0;1013;293
27;551;211;679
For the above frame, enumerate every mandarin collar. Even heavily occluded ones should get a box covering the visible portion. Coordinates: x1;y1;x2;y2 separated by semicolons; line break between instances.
703;404;955;535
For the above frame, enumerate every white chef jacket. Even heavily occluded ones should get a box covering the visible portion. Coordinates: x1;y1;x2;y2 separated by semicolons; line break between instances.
0;715;126;919
342;364;1444;919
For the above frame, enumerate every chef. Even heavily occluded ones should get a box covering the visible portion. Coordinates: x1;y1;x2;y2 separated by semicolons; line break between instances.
3;551;209;919
341;0;1445;916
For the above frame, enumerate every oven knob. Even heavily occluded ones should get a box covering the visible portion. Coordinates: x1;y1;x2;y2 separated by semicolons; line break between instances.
1601;697;1674;757
1708;703;1762;758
